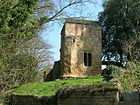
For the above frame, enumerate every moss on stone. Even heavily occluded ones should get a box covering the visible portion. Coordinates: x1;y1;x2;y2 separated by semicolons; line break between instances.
57;82;120;99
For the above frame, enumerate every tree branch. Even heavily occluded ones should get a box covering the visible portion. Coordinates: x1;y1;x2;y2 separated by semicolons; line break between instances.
39;0;88;24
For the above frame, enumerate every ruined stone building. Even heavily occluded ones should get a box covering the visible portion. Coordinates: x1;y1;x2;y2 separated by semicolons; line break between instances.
45;19;102;81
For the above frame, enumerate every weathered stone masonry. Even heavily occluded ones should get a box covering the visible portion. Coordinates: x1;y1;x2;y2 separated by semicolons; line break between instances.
11;82;140;105
60;19;102;78
45;19;102;81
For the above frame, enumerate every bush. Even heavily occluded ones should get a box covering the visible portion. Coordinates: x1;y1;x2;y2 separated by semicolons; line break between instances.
106;62;140;91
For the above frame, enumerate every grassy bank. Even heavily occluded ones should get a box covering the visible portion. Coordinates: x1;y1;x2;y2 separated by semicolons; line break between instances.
11;76;105;96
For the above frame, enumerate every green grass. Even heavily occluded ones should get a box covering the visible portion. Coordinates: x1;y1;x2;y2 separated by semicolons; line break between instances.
11;76;105;96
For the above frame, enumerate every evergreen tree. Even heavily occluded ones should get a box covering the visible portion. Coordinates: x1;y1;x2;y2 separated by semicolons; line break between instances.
0;0;49;102
99;0;140;63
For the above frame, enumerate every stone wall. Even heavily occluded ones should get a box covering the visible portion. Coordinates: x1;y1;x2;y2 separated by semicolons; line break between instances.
11;93;140;105
60;19;102;78
118;102;140;105
10;95;56;105
45;61;61;81
58;90;119;105
10;84;140;105
57;82;121;105
11;90;120;105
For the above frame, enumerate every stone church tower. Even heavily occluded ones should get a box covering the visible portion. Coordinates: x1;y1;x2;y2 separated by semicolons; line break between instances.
60;19;102;78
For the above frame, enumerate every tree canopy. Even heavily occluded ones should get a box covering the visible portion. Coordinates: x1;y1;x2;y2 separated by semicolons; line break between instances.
99;0;140;63
0;0;51;102
0;0;97;103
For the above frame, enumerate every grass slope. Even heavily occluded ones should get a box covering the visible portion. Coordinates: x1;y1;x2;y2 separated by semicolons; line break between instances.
12;76;105;96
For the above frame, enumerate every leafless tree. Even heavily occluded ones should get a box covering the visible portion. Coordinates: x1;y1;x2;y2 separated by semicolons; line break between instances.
37;0;97;24
0;0;98;103
0;36;53;103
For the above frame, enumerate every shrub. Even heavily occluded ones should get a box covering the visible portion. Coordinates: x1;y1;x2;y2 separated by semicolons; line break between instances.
106;62;140;91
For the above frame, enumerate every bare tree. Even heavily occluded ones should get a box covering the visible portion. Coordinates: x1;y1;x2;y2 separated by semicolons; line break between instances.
20;37;54;72
0;0;98;103
0;36;53;103
37;0;97;24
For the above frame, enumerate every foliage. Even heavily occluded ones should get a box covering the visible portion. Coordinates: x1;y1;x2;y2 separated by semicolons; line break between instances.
0;0;53;103
0;0;99;103
99;0;140;63
102;66;121;81
106;62;140;91
11;76;105;96
0;0;39;39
